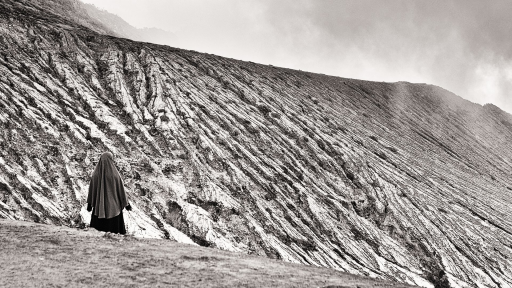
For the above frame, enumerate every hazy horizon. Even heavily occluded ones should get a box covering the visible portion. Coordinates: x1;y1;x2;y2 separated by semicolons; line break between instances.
80;0;512;114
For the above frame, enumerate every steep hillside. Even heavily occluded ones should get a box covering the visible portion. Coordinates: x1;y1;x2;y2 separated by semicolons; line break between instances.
1;1;512;287
13;0;116;36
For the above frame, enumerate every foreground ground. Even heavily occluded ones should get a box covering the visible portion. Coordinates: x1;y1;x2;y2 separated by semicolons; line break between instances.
0;219;417;288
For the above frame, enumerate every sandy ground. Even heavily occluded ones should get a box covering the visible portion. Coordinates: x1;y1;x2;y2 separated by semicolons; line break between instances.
0;219;417;288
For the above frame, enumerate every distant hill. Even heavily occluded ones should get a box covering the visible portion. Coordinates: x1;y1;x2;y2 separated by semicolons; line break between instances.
12;0;175;45
82;3;176;46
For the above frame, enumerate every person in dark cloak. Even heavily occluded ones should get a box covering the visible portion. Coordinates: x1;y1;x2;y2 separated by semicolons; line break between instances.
87;152;132;234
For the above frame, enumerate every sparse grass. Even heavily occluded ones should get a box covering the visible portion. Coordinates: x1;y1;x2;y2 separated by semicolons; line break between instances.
0;219;418;288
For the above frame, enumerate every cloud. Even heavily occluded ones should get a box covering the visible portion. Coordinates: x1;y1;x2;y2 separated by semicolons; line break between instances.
80;0;512;113
258;0;512;110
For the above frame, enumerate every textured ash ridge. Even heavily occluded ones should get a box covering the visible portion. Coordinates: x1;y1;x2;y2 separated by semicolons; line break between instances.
1;1;512;287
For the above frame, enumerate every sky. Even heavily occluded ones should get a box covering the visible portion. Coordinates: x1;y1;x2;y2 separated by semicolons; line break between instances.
80;0;512;113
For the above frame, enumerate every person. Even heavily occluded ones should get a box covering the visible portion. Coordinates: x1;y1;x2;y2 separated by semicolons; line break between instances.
87;152;132;234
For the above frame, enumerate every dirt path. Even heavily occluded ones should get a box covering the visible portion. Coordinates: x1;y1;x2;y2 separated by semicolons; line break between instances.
0;219;417;287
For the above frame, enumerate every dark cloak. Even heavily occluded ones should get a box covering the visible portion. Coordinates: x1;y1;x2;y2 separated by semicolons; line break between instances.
87;152;128;219
89;211;126;234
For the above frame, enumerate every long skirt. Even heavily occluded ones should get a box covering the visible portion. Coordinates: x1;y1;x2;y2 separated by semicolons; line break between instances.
90;210;127;235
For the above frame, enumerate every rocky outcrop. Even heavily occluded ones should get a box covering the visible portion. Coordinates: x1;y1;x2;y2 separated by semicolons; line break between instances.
1;1;512;287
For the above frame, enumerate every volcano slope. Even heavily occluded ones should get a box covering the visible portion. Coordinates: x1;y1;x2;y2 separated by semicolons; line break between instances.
1;1;512;287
